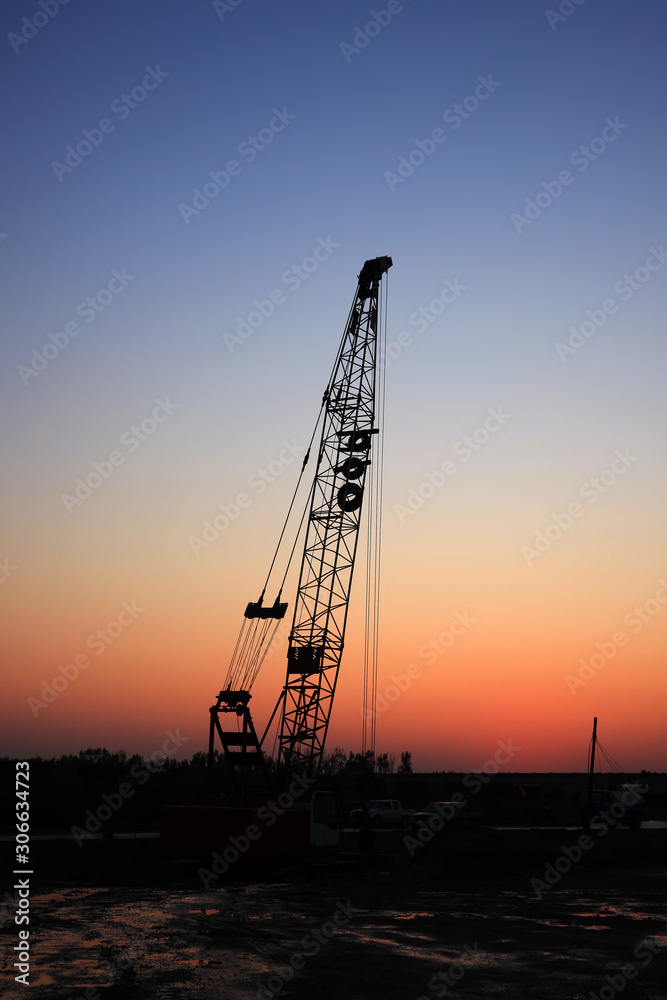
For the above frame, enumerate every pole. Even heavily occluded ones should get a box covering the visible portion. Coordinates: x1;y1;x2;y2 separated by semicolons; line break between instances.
586;716;597;831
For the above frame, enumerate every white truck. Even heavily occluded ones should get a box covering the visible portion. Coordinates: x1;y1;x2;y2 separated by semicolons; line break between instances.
348;799;412;828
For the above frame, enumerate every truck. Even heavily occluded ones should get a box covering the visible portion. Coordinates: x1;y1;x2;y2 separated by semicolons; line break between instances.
348;799;413;828
576;787;646;828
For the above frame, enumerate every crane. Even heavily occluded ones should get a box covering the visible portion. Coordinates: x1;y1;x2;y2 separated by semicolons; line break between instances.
208;256;392;800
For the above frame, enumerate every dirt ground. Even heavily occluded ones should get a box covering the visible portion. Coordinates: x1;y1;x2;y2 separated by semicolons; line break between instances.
2;830;667;1000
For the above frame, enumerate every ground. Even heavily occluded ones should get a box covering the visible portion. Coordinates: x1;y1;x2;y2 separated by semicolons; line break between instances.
2;829;667;999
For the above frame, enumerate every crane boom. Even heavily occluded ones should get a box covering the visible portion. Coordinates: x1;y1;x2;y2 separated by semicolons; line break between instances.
208;256;391;798
276;255;392;776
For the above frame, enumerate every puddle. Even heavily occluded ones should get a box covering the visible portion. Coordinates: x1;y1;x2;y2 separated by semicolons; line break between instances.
11;874;667;999
32;887;107;904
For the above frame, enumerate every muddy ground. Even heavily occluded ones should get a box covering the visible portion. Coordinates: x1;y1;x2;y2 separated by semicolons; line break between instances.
2;827;667;1000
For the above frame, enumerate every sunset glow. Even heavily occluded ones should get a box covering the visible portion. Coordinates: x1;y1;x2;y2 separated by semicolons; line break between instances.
2;0;666;774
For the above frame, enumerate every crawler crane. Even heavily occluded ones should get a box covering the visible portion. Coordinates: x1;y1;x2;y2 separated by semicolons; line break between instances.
161;256;392;859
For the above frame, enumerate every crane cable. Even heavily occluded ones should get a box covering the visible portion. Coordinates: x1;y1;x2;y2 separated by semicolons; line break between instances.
221;283;364;696
373;271;388;757
221;401;328;696
362;271;388;759
587;729;626;775
594;739;625;774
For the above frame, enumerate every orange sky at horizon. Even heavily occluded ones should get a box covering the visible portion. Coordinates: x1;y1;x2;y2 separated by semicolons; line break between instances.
4;477;666;772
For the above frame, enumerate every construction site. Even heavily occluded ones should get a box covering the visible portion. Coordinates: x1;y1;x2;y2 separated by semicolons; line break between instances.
3;257;666;999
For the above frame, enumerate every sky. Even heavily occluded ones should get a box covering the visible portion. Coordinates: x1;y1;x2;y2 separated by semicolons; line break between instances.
1;0;666;773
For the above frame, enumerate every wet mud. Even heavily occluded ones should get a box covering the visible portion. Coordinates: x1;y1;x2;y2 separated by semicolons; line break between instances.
2;833;667;999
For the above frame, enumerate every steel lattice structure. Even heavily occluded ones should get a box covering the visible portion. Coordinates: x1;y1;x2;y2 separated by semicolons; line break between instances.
276;256;392;775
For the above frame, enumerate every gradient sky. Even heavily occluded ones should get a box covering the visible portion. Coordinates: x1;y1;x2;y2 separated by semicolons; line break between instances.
1;0;665;771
